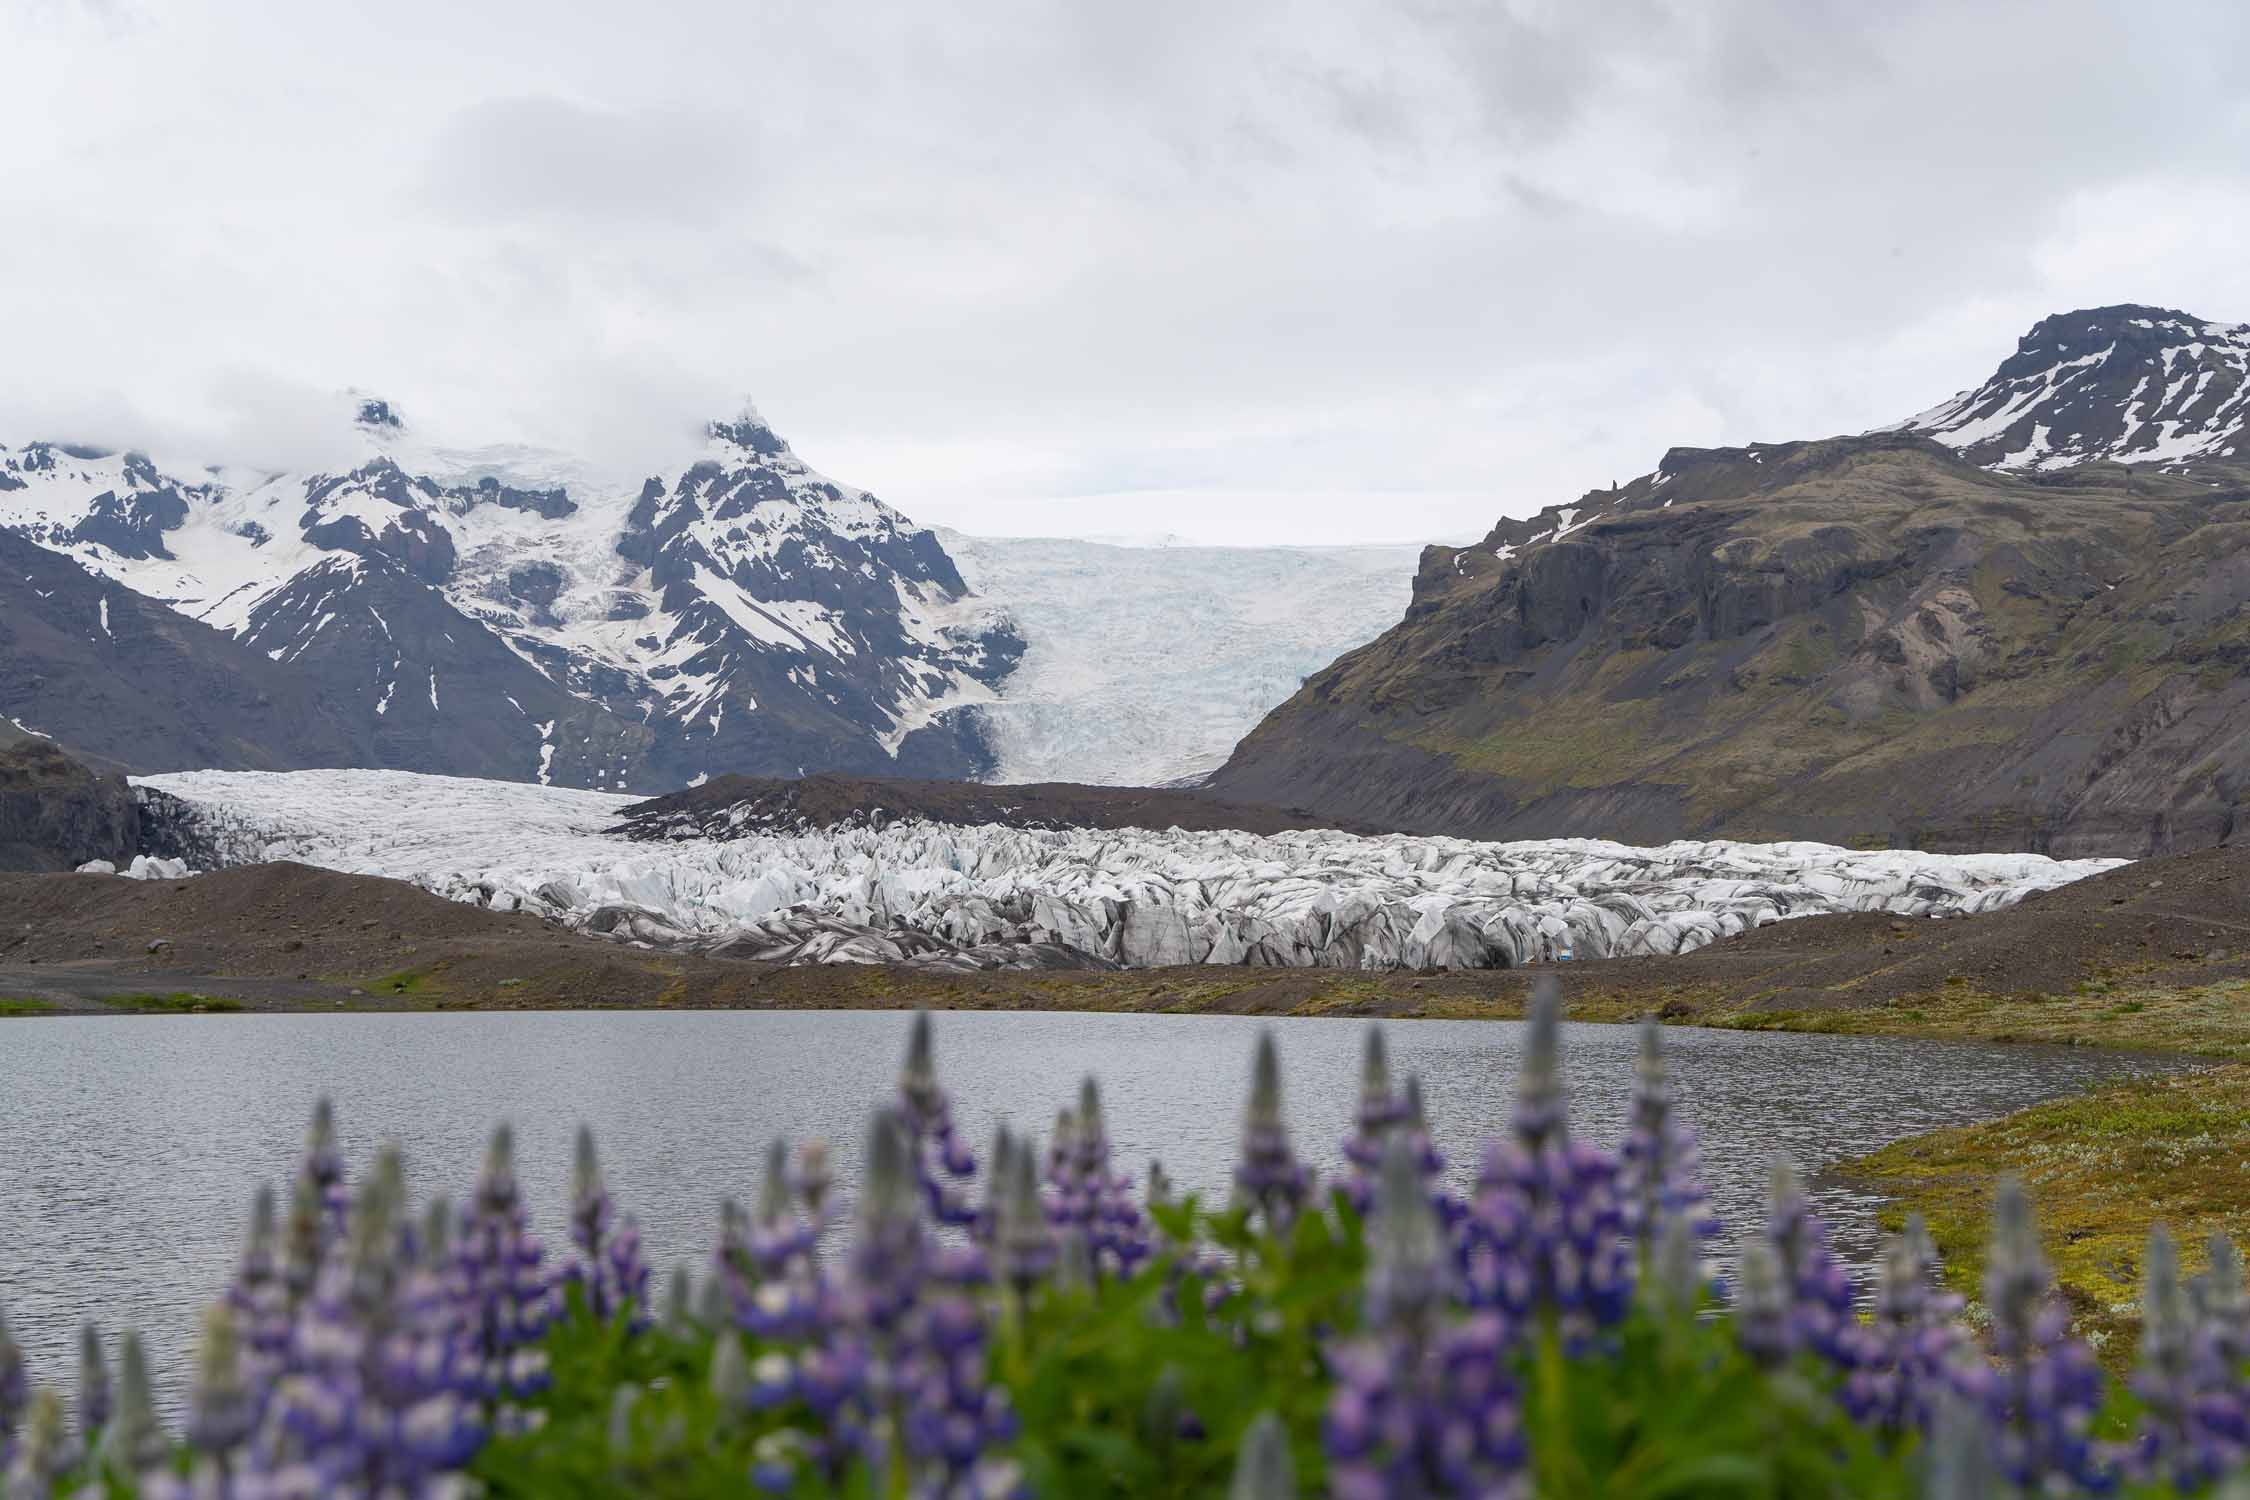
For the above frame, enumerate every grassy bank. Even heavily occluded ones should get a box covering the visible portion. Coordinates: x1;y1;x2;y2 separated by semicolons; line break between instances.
1841;1063;2250;1363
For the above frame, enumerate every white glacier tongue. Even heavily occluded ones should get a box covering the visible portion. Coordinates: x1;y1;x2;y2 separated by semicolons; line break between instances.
138;769;2125;972
937;531;1421;786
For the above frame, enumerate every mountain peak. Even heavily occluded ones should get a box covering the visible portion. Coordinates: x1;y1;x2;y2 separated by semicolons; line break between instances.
707;400;791;458
351;393;405;432
1899;302;2250;470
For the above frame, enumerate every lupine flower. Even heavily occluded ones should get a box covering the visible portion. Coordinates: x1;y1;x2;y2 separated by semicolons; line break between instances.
995;1135;1057;1297
264;1141;484;1492
1231;1410;1298;1500
1460;979;1632;1342
1616;1017;1720;1249
1325;1136;1526;1499
1342;1026;1408;1177
562;1125;651;1330
1731;1236;1794;1368
898;1010;980;1228
297;1096;351;1246
3;1387;75;1500
1981;1176;2109;1493
1842;1215;1969;1435
2128;1222;2249;1488
75;1320;110;1444
1236;1029;1313;1234
1046;1077;1153;1281
453;1124;557;1405
2193;1232;2250;1366
228;1185;293;1377
99;1330;170;1480
1758;1157;1857;1366
0;1301;26;1472
662;1263;695;1336
183;1302;258;1459
1640;1213;1708;1321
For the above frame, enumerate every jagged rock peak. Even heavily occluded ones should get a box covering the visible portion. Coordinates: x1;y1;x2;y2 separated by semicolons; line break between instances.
707;400;791;458
353;395;405;431
1899;302;2250;470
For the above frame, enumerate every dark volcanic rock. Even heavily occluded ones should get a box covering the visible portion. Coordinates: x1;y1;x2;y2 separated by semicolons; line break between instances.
0;741;137;872
1213;429;2250;859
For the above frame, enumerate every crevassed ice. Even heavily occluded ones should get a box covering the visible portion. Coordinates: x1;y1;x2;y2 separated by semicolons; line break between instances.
137;769;2124;972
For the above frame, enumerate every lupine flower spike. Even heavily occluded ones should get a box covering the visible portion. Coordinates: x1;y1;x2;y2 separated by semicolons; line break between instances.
1618;1016;1718;1248
1760;1155;1857;1366
1236;1029;1312;1234
1842;1214;1967;1434
1462;976;1632;1341
457;1123;557;1409
565;1125;651;1329
2129;1221;2249;1487
1982;1176;2108;1492
3;1387;75;1500
75;1321;110;1443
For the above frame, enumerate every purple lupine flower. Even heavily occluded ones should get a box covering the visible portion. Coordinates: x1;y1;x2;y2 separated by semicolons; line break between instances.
228;1185;293;1380
731;1141;829;1342
1981;1176;2110;1493
898;1285;1023;1497
846;1109;928;1335
296;1096;350;1246
794;1137;835;1223
1342;1026;1409;1178
453;1124;557;1407
898;1011;980;1228
263;1143;484;1493
562;1125;651;1330
1047;1077;1152;1281
1236;1029;1313;1235
1731;1236;1795;1368
1325;1136;1527;1499
1459;979;1633;1343
1841;1215;1970;1434
2128;1222;2250;1488
1758;1157;1858;1366
0;1303;28;1475
3;1387;76;1500
76;1321;110;1443
1616;1017;1720;1250
2192;1231;2250;1367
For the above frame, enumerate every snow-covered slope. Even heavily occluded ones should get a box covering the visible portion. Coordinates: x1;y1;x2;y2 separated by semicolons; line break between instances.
938;532;1420;785
0;402;1021;789
1894;303;2250;469
141;768;2121;971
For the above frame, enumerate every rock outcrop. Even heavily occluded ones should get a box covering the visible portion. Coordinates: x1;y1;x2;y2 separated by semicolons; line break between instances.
1211;424;2250;858
0;741;138;872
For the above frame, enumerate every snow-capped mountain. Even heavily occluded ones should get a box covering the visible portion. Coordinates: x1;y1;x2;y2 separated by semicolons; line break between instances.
936;531;1421;786
0;399;1021;790
1895;303;2250;469
1212;304;2250;856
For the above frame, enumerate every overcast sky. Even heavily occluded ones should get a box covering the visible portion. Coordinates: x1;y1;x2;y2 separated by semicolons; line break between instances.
6;0;2249;545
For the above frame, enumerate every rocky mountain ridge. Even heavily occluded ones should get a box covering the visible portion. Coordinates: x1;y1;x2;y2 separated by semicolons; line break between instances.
0;400;1020;789
1211;306;2250;857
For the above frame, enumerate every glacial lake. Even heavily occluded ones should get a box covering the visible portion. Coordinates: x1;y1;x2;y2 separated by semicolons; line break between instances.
0;1010;2186;1404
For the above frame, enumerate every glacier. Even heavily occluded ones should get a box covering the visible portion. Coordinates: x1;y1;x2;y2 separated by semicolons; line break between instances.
937;532;1421;786
139;769;2124;972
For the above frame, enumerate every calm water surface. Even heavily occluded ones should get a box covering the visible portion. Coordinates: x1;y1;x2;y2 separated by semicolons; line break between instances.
0;1010;2185;1404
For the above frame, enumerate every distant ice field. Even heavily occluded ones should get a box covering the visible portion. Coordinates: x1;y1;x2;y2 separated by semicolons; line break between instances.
138;769;2125;972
